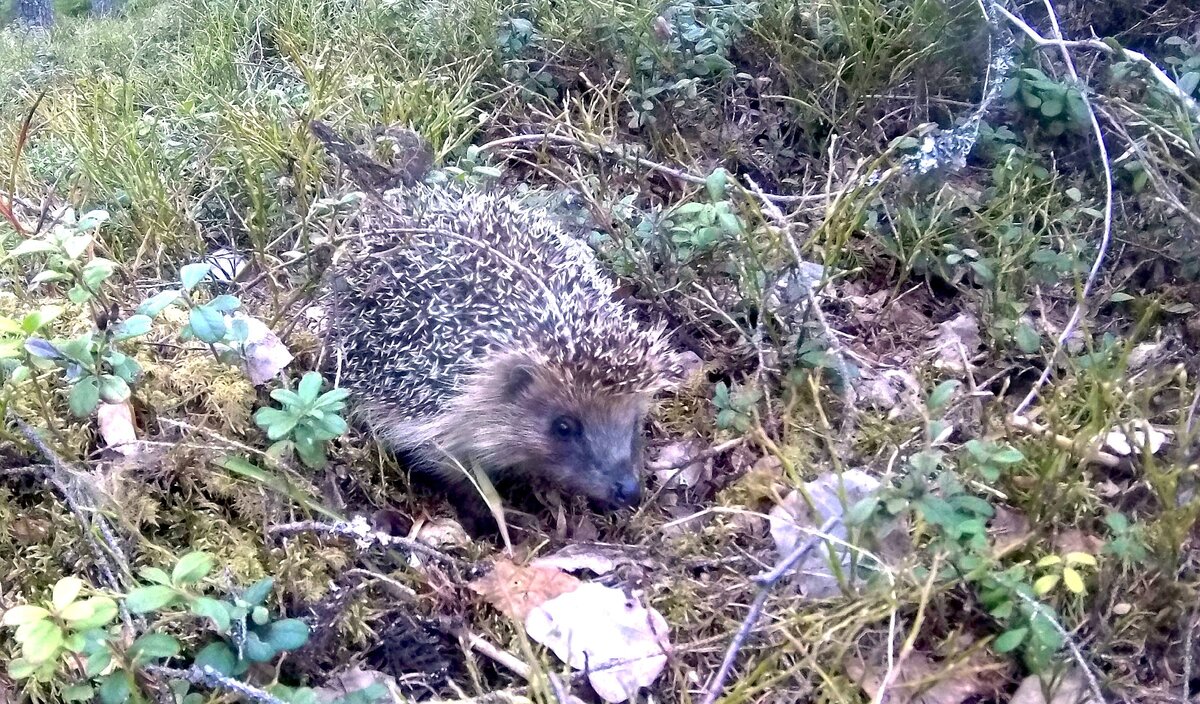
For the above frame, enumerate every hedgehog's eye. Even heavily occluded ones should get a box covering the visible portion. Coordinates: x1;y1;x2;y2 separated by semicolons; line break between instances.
551;415;581;440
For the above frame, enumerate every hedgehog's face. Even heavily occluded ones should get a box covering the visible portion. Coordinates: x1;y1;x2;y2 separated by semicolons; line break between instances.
495;363;650;510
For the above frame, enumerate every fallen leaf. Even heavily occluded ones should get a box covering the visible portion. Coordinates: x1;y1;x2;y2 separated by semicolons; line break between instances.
1103;420;1169;456
927;313;981;374
525;582;670;703
845;648;1002;704
1052;530;1104;556
989;506;1032;555
1009;670;1098;704
469;559;581;621
414;517;470;551
647;439;710;489
231;314;294;385
531;543;654;576
97;402;138;457
768;468;887;597
311;667;398;703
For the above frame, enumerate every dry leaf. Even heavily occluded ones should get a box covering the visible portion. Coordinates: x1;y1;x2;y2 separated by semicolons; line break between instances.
648;439;710;489
311;667;399;703
469;559;581;621
989;506;1032;554
97;402;138;457
531;543;653;576
414;516;470;550
232;314;294;385
525;582;670;703
768;469;884;597
927;313;981;374
1009;670;1097;704
1103;420;1169;456
845;649;1001;704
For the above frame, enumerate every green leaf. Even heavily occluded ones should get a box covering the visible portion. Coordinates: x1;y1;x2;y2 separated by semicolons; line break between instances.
927;380;959;412
1179;71;1199;96
195;642;236;676
98;375;131;404
252;606;270;625
98;672;132;704
1033;574;1060;595
138;567;172;585
179;263;212;291
995;627;1027;653
66;598;117;629
21;620;64;663
69;377;101;417
136;289;182;318
171;551;215;586
1062;566;1086;594
313;387;350;408
1014;323;1040;354
3;605;50;626
264;618;310;651
209;294;241;312
62;683;95;701
85;649;113;677
270;389;304;407
9;239;56;257
191;597;232;633
124;585;179;614
705;168;728;201
130;632;181;663
297;371;324;403
21;306;63;334
244;631;279;662
7;658;35;680
82;259;117;291
77;209;110;231
256;408;298;440
242;577;275;606
189;306;227;344
113;315;153;341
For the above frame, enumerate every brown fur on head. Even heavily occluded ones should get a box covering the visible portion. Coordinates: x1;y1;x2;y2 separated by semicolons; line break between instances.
395;351;655;510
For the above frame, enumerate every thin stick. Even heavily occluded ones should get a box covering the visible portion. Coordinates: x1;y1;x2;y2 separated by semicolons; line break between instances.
699;516;841;704
146;665;290;704
1003;3;1116;418
268;518;464;568
996;6;1200;120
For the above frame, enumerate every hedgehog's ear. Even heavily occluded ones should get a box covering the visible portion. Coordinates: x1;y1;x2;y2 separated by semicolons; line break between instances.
502;364;537;401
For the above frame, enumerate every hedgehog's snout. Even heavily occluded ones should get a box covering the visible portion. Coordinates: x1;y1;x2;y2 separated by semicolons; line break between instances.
609;474;643;508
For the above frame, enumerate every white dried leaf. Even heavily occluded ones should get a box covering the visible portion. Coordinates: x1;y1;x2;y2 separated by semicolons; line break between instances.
927;313;981;374
311;667;398;703
531;543;653;576
1009;670;1097;704
768;469;885;598
230;314;294;385
1103;420;1169;456
97;402;138;457
524;582;670;703
414;516;470;550
647;440;709;489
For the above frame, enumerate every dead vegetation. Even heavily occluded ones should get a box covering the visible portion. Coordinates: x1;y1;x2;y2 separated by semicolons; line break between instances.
0;0;1197;702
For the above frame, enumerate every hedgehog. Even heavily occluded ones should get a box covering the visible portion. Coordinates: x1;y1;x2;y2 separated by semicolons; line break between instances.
310;122;685;527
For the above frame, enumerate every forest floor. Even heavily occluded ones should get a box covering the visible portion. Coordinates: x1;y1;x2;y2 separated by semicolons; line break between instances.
0;0;1198;702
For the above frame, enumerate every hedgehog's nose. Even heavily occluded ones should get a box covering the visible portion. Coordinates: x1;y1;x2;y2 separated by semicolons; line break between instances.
611;476;643;508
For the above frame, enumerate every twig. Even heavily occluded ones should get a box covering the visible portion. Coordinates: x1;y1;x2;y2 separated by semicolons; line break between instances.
268;517;464;568
7;412;135;629
146;665;290;704
1002;2;1116;418
467;631;532;680
699;516;841;704
996;5;1200;120
476;132;828;204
